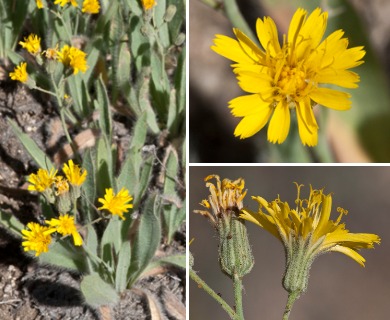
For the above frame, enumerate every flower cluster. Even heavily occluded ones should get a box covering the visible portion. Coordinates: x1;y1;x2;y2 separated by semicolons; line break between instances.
36;0;101;14
28;159;87;212
212;8;365;146
9;33;89;83
23;160;133;256
22;214;83;257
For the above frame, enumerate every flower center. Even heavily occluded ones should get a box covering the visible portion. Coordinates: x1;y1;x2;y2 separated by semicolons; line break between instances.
276;65;307;99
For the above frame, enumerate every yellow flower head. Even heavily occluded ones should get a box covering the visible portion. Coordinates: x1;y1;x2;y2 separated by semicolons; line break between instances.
212;8;365;146
241;183;380;267
46;214;83;246
98;188;133;220
36;0;44;8
82;0;100;14
62;160;87;186
141;0;156;10
194;175;247;226
19;34;41;55
54;0;78;7
9;62;28;83
28;168;57;192
22;222;52;256
57;45;89;74
54;176;69;195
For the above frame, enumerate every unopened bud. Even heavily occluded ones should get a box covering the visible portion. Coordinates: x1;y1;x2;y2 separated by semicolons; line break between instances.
164;5;177;23
175;33;185;47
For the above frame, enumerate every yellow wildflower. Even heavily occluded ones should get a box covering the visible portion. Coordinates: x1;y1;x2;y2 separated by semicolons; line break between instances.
242;183;380;266
54;0;78;7
62;160;87;186
22;222;52;256
212;8;365;146
98;188;133;220
141;0;156;10
57;45;89;75
82;0;100;14
28;168;57;192
9;62;28;83
241;183;380;301
36;0;44;9
46;214;83;246
19;34;41;55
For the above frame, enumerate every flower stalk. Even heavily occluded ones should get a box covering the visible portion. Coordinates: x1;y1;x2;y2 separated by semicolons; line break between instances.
190;268;237;320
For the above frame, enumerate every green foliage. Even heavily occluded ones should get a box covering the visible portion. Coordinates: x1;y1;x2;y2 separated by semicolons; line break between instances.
129;192;162;286
8;119;54;170
0;0;186;310
80;273;119;307
161;147;185;243
0;210;24;235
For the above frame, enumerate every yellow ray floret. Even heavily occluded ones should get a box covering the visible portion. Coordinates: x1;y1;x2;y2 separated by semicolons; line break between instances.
9;62;29;83
62;159;87;186
46;214;83;246
82;0;100;14
98;188;133;220
28;168;57;192
22;222;52;256
19;34;41;55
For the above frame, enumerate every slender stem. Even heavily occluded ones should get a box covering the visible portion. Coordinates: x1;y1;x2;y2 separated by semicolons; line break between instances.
190;269;237;320
50;9;73;42
282;291;300;320
233;273;244;320
34;86;57;97
222;0;256;42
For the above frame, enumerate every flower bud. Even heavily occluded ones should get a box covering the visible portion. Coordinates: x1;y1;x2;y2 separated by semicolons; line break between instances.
164;5;177;23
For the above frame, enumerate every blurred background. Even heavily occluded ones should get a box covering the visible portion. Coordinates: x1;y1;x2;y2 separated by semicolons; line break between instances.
189;0;390;162
189;166;390;319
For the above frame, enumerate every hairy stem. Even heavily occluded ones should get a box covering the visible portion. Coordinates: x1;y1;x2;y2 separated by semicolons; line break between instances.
233;272;245;320
282;291;300;320
190;269;237;320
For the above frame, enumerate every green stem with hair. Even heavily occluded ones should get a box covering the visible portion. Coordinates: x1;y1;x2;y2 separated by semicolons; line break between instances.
190;269;237;320
282;291;300;320
233;272;245;320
